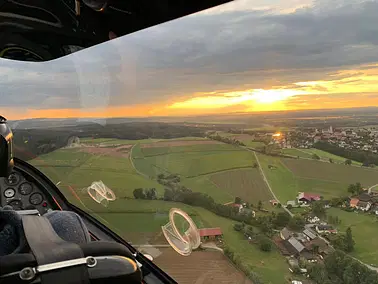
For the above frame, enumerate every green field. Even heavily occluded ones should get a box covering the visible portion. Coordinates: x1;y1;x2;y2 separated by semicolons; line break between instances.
282;147;361;165
281;148;313;159
257;154;351;202
328;208;378;265
100;199;290;284
29;137;291;283
283;158;378;186
209;168;272;204
133;143;256;178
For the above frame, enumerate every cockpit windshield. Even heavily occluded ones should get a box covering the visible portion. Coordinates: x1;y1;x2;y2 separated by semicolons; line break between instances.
2;0;378;283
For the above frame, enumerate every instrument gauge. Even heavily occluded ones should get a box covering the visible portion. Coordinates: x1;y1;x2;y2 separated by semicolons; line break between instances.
18;182;33;195
29;193;43;206
5;173;20;185
4;188;15;198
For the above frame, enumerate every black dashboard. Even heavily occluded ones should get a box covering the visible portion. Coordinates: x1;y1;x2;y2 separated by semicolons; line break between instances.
0;168;55;214
0;159;174;283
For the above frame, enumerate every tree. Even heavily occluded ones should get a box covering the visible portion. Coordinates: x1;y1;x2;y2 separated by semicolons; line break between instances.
274;212;291;227
312;153;320;160
257;200;263;210
347;182;363;195
235;196;242;204
329;158;334;163
345;159;352;165
344;227;355;252
277;203;282;208
288;215;305;231
309;263;329;283
233;223;243;232
287;204;293;210
133;188;145;199
312;201;326;218
145;188;157;200
252;162;258;168
258;236;272;252
244;225;254;238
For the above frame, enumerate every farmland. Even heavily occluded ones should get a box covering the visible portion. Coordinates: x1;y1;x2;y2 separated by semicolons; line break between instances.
209;168;272;204
327;208;378;265
153;248;254;284
257;153;352;202
29;137;290;284
283;158;378;186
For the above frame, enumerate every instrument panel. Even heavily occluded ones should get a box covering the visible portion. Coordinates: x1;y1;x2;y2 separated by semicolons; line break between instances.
0;170;52;214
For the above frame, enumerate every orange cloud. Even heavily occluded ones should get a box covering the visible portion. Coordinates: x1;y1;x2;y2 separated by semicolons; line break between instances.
4;63;378;120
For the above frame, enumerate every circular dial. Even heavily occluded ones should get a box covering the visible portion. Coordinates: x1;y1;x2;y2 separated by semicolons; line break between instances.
18;182;33;195
8;200;23;210
5;173;20;185
4;188;15;198
29;193;43;206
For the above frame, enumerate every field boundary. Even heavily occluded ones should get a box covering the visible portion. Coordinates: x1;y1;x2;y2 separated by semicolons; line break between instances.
142;149;244;157
253;151;294;217
185;166;256;178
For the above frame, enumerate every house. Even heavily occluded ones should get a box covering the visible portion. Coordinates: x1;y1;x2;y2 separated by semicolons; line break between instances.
305;237;334;256
286;237;305;254
270;199;279;206
228;203;243;212
297;192;321;204
280;227;293;241
303;228;317;240
240;207;256;218
349;198;359;208
358;193;372;202
287;200;297;207
306;215;320;224
315;225;337;234
370;205;378;215
300;250;317;262
198;227;223;241
356;201;372;211
323;200;331;209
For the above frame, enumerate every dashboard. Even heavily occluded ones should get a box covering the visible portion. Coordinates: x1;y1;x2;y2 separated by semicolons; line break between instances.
0;168;54;214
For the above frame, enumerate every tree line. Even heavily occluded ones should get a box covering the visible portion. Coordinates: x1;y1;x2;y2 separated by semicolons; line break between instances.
314;141;378;166
309;250;378;284
207;134;246;146
12;122;207;161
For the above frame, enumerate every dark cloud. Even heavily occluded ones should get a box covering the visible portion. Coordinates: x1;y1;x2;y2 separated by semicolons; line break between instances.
1;0;378;111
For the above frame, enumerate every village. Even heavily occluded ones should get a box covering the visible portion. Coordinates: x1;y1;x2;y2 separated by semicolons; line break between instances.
251;126;378;154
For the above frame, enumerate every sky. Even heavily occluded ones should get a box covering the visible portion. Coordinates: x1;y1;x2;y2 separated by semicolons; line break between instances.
1;0;378;120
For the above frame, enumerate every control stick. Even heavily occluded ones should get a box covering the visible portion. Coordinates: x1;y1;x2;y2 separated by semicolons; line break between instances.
0;116;14;177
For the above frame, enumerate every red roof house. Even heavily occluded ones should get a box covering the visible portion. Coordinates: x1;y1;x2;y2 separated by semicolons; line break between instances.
198;227;223;237
297;192;321;203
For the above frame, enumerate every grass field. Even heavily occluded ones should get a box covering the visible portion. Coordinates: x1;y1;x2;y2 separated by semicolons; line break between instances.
283;158;378;186
281;147;361;165
328;208;378;265
209;168;272;204
281;148;313;159
29;137;292;283
257;153;352;202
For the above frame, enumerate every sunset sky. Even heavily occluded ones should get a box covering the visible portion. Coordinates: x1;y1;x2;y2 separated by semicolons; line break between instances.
1;0;378;120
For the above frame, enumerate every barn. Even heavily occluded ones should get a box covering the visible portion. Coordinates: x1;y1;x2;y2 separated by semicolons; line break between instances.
198;227;223;241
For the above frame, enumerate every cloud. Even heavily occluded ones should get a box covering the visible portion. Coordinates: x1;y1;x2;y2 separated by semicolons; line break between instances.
1;0;378;118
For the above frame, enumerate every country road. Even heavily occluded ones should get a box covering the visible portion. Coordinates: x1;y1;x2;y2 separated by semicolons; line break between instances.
251;149;294;217
129;144;149;179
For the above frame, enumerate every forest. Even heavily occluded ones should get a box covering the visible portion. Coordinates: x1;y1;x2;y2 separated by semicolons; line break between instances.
314;141;378;166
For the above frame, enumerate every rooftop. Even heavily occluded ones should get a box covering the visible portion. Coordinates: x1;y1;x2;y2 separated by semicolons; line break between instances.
198;227;223;237
288;237;305;253
303;229;317;240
